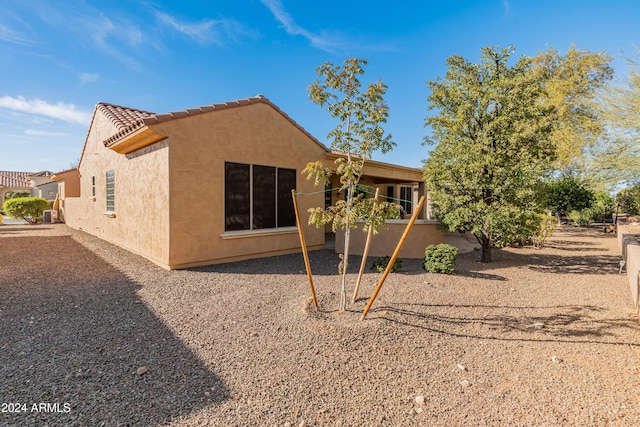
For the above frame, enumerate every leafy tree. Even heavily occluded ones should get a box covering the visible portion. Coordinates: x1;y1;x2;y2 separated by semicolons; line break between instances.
4;191;30;200
544;174;594;218
423;46;556;263
617;184;640;216
532;47;613;169
587;53;640;188
590;190;615;223
304;58;399;310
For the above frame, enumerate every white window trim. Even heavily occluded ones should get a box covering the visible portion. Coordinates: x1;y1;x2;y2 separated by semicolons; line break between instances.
220;226;298;239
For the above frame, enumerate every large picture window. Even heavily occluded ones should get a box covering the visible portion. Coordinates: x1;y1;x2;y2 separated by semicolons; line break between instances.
225;162;296;231
106;170;115;212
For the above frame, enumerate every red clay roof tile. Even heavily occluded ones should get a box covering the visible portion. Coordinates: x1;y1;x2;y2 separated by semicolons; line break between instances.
99;95;328;153
0;171;53;188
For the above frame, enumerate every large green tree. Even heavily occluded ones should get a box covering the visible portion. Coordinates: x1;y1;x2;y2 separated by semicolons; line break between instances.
423;46;556;262
304;58;398;310
544;174;595;218
586;54;640;188
532;47;613;169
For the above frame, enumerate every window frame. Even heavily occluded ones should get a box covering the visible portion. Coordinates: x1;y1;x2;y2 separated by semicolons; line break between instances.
224;161;296;233
105;170;115;212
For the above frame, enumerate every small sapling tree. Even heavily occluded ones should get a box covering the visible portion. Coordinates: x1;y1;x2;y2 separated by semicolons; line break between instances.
304;57;399;310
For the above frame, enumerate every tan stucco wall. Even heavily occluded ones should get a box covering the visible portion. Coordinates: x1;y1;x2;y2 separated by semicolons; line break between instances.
335;220;445;259
617;225;640;307
154;102;326;268
66;112;171;267
54;169;80;197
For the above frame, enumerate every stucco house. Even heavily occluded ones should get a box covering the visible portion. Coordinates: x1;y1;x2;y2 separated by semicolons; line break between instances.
51;168;80;223
65;95;443;269
0;170;54;205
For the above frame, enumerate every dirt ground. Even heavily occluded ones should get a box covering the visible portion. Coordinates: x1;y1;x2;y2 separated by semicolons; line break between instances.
1;222;639;426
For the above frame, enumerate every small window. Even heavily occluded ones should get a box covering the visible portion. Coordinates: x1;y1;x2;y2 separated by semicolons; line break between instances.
106;171;115;212
91;176;96;197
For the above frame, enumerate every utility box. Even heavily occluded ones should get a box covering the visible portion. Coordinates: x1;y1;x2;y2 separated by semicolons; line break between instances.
43;210;53;223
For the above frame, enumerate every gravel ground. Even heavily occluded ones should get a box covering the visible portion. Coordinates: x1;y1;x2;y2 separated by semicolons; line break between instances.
1;223;640;426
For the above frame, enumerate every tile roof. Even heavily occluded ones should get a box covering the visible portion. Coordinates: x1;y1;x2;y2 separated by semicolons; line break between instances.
97;103;156;146
100;95;328;152
0;171;53;188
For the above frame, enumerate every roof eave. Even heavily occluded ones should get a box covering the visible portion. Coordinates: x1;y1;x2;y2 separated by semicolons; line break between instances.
105;126;167;154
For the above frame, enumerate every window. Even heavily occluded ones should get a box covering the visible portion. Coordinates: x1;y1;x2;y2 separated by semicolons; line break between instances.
400;186;413;215
224;162;296;231
91;176;96;197
106;170;115;212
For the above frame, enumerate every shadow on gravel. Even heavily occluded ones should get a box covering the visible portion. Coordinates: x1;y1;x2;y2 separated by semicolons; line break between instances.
190;249;345;276
453;247;621;276
0;226;54;235
546;239;598;251
373;303;640;346
521;252;621;275
0;236;228;426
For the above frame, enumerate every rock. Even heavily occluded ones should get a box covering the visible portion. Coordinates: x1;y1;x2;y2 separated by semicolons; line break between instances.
415;407;424;414
456;363;466;371
136;366;148;376
528;322;545;329
551;355;562;363
415;395;425;405
299;421;306;427
460;380;471;387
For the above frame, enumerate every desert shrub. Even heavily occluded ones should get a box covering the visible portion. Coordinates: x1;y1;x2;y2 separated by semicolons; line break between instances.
3;197;49;224
424;243;458;274
532;214;557;248
568;209;592;227
370;256;402;273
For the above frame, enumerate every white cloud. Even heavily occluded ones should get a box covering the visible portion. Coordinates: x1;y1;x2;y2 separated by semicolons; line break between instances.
0;96;91;126
259;0;341;52
25;129;68;137
79;73;99;84
155;11;255;45
0;23;36;45
84;13;144;70
503;0;512;17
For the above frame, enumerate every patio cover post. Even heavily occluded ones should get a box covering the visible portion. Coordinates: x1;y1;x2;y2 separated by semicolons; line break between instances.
292;189;318;311
360;195;426;321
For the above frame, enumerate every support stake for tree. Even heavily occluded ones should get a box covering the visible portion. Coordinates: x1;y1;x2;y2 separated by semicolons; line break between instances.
361;195;425;321
292;189;318;311
352;187;379;303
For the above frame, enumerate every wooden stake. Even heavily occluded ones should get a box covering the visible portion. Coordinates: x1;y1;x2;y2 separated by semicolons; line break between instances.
291;189;318;311
360;195;426;321
352;187;379;303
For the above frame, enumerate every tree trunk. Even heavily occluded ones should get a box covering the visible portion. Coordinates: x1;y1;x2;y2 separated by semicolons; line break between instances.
478;235;492;263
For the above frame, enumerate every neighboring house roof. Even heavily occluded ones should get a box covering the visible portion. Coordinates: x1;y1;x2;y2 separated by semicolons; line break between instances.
99;95;329;153
0;171;53;188
51;168;79;181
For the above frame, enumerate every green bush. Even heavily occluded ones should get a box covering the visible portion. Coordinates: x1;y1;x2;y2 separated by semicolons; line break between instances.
370;256;402;273
424;243;458;274
568;209;592;227
532;214;557;248
3;197;49;224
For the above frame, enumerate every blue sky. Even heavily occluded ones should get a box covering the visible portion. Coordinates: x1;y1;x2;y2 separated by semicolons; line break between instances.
0;0;638;172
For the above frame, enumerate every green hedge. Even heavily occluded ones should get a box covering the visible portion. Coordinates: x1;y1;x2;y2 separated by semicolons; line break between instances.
424;243;458;274
3;197;49;224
